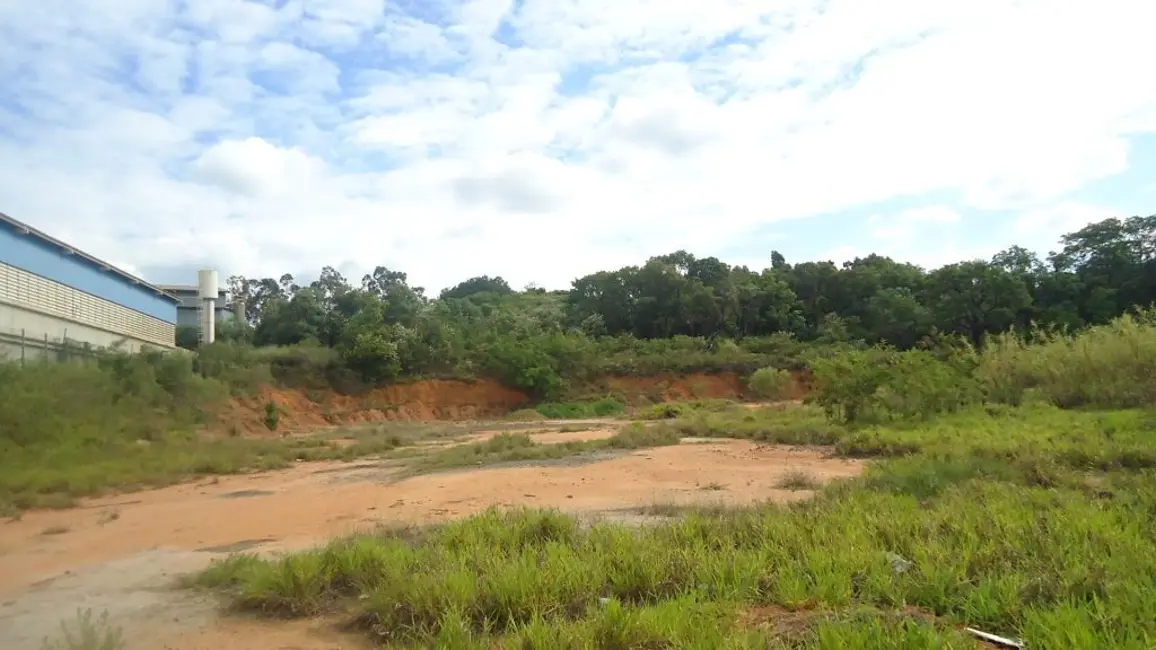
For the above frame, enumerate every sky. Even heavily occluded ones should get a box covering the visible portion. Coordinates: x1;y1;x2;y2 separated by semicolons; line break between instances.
1;0;1155;293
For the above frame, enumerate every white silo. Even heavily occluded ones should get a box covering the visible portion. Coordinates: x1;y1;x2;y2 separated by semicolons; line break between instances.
197;269;220;345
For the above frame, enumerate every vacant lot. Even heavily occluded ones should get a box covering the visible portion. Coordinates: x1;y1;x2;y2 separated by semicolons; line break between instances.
8;395;1156;649
10;313;1156;650
1;413;861;650
181;402;1156;649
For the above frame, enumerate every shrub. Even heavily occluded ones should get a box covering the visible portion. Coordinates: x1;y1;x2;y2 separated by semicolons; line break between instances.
506;409;547;422
536;397;626;419
634;399;743;420
746;367;794;400
809;347;981;424
262;401;281;431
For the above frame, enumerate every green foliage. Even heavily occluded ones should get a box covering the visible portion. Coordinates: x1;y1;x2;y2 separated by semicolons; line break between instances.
979;310;1156;409
478;335;566;399
746;367;794;400
633;399;744;421
808;346;982;424
803;310;1156;427
196;401;1156;647
164;213;1156;392
262;401;281;431
535;397;625;419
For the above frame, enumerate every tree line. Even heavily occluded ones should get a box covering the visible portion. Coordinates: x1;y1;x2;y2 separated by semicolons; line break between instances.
187;215;1155;394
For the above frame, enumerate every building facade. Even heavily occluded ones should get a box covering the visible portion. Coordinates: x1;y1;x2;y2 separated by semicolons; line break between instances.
0;212;179;362
155;284;242;329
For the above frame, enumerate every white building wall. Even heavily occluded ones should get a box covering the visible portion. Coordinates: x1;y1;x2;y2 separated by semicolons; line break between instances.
0;261;175;360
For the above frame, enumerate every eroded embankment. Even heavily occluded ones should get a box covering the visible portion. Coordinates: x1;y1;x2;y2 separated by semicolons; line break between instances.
219;371;801;435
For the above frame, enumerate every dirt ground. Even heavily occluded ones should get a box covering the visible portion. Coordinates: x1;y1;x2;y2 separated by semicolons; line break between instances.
0;425;862;650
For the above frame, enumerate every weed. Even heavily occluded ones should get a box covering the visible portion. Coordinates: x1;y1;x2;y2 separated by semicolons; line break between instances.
40;609;124;650
412;424;680;473
774;470;820;491
506;409;547;422
633;399;744;421
41;524;70;536
262;400;281;431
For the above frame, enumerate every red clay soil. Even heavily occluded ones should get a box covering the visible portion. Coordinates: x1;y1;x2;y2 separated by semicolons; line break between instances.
216;371;811;435
221;378;530;434
598;372;749;403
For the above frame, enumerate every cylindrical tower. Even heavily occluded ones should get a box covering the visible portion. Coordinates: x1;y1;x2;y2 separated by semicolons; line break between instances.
197;269;219;345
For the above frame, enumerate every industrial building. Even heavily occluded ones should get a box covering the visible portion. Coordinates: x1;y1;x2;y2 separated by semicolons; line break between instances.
156;283;242;330
0;211;179;361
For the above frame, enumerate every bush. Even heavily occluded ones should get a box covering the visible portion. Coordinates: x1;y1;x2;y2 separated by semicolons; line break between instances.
746;367;794;400
634;399;743;420
536;397;626;419
809;347;981;424
262;401;281;431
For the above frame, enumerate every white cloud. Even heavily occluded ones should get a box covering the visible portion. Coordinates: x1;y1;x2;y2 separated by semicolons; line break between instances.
0;0;1154;291
193;137;327;197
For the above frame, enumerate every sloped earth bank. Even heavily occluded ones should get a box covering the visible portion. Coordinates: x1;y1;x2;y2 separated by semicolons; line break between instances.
221;378;531;435
0;429;861;650
219;371;807;435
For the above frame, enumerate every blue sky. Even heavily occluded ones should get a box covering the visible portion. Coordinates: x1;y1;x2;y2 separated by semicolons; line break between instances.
0;0;1154;292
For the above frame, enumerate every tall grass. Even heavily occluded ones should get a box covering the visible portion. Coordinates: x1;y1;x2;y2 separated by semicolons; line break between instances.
980;310;1156;409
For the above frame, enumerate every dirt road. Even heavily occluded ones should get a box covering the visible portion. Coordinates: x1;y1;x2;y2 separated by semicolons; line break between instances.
0;429;863;650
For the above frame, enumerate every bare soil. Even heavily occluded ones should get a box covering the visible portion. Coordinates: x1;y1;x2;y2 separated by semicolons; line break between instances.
216;371;793;436
0;427;861;650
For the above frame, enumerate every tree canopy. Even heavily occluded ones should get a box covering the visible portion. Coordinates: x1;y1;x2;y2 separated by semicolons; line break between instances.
189;214;1155;396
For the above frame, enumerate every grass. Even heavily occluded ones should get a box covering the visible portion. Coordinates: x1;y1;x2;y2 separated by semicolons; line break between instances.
534;396;627;419
774;470;820;491
0;417;552;514
40;609;124;650
192;399;1156;648
411;423;681;473
632;398;747;421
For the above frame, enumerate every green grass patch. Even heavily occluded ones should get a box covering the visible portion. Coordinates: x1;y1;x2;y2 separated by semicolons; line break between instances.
535;397;626;419
633;398;746;421
0;415;500;514
195;403;1156;648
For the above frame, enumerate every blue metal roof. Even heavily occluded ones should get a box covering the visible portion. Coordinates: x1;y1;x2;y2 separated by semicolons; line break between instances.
0;211;179;304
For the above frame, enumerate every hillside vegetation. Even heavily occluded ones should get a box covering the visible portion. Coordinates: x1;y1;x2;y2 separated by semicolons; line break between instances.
197;214;1153;398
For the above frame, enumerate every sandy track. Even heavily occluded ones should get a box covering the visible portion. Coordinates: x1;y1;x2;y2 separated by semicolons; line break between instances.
0;439;863;650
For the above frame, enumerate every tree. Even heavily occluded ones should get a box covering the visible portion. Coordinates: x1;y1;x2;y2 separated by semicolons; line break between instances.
924;261;1032;348
440;276;514;301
